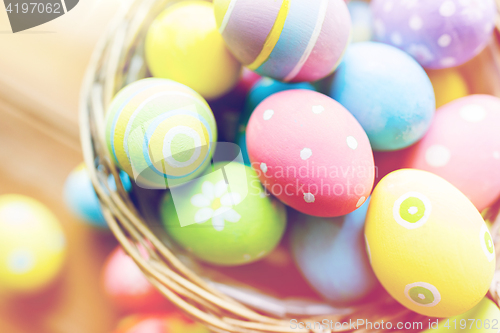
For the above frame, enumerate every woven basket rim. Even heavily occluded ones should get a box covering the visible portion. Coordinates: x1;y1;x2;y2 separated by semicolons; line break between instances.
79;1;500;332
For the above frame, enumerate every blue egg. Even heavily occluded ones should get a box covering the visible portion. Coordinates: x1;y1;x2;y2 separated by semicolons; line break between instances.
289;198;378;304
237;77;316;165
329;42;435;151
63;164;132;228
348;0;373;43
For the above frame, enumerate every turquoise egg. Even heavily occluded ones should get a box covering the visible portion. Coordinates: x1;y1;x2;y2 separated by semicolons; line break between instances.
237;77;316;165
63;164;132;228
329;42;435;151
289;198;378;304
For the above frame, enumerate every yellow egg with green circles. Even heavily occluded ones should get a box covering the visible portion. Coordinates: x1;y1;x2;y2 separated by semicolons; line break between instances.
0;194;66;294
365;169;495;318
427;69;469;109
145;1;242;100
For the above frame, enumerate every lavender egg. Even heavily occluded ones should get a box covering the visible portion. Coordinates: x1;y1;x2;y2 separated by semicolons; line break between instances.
371;0;497;69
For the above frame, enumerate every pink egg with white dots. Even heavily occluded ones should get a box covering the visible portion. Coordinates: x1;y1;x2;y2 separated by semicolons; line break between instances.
404;95;500;211
246;90;375;217
371;0;497;69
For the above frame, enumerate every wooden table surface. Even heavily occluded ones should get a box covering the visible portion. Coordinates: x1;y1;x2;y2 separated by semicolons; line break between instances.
0;1;127;332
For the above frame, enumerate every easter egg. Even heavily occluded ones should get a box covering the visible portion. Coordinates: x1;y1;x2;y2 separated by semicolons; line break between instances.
422;297;500;332
371;0;497;69
404;95;500;211
161;162;287;266
63;163;132;228
145;1;241;100
329;42;435;151
0;194;66;294
236;68;262;96
113;313;210;333
427;69;469;108
213;0;351;82
289;198;378;304
347;0;373;43
365;169;495;317
105;78;217;189
246;89;374;217
101;246;170;313
237;77;316;165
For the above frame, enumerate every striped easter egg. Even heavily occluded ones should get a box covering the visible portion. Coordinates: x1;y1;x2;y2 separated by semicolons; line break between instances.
105;78;217;189
214;0;351;82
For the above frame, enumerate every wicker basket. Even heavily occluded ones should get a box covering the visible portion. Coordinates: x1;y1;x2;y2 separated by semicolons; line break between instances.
80;1;500;332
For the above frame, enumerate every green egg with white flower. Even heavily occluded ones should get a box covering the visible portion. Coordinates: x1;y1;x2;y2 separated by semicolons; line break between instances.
160;162;287;266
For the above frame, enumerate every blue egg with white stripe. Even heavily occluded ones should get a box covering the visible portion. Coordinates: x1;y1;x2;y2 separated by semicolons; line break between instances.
289;197;378;304
63;163;132;229
236;77;316;165
329;42;435;151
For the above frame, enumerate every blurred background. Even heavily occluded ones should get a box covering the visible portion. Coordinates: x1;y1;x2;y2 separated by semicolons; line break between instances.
0;1;125;332
1;0;500;332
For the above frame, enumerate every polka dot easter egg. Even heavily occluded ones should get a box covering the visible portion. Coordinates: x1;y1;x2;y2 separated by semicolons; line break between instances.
365;169;495;317
427;68;469;108
160;162;287;266
101;246;169;313
329;42;435;151
246;89;374;217
237;77;316;165
289;198;378;305
0;194;66;294
214;0;351;82
404;95;500;211
421;297;500;333
145;1;241;100
371;0;497;69
63;163;131;228
105;78;217;189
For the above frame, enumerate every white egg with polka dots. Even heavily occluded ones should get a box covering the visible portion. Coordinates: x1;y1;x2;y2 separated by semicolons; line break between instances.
371;0;497;69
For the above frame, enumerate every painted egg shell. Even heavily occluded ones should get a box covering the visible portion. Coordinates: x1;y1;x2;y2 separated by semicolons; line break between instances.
113;313;210;333
63;163;131;228
247;89;374;217
365;169;495;317
422;297;500;333
371;0;497;69
0;194;66;294
236;68;262;96
329;42;435;151
427;68;469;109
105;78;217;189
237;77;316;165
348;0;373;43
213;0;351;82
215;244;319;299
161;162;287;266
404;95;500;211
289;198;378;304
145;1;241;100
101;246;170;313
